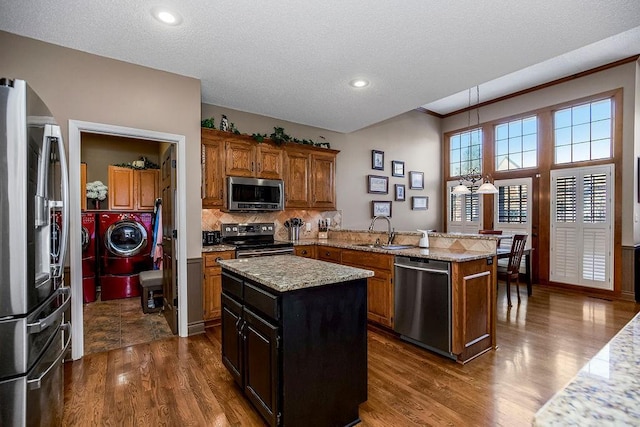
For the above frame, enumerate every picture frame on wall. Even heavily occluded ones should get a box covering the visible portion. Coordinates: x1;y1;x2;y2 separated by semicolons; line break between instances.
395;184;405;201
412;196;428;210
372;200;392;217
372;150;384;170
409;171;424;189
367;175;389;194
392;160;405;177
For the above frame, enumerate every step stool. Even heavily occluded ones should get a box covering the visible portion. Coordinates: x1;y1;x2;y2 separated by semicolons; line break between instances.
139;270;164;314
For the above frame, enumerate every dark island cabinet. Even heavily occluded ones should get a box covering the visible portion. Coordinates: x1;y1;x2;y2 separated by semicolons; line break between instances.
221;269;368;427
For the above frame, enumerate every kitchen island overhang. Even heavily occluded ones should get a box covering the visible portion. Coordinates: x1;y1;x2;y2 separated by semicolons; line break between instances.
218;255;374;427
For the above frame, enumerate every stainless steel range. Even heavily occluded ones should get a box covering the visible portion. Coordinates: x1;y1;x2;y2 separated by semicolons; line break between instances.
221;222;294;258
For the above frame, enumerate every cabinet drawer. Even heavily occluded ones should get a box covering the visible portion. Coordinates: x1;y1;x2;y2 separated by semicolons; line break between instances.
317;246;341;263
204;251;235;268
222;271;243;300
244;282;280;322
294;245;316;258
341;249;393;271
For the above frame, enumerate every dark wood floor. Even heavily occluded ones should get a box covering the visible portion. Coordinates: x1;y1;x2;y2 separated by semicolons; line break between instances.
63;285;640;426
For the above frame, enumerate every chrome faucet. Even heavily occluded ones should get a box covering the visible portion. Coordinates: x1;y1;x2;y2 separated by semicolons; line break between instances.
368;215;395;245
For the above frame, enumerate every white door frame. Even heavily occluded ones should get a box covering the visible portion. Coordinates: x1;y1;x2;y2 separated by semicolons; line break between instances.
68;120;188;360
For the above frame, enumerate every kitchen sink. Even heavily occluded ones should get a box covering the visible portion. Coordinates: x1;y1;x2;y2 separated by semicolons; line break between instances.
352;243;416;250
379;245;416;250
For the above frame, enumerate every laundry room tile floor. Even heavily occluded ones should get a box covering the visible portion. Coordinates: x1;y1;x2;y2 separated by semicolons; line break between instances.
83;297;174;354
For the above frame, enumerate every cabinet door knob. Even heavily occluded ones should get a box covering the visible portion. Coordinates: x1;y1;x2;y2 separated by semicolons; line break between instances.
251;161;254;172
215;257;222;262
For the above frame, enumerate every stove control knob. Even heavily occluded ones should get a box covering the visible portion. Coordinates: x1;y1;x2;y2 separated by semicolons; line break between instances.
261;226;267;231
232;227;238;232
268;226;273;231
225;227;231;232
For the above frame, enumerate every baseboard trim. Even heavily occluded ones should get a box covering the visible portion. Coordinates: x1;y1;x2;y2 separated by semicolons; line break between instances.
188;321;205;336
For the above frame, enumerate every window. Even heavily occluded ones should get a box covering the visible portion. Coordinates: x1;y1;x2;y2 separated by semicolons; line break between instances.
554;98;612;164
494;178;533;253
498;184;528;223
447;182;482;233
449;128;482;177
550;165;613;290
495;116;537;170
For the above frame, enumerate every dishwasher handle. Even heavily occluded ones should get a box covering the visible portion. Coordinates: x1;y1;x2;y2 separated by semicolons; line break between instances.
394;262;449;275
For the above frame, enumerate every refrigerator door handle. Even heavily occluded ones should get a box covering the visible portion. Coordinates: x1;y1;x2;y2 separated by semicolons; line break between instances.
27;322;71;391
48;125;69;278
27;287;70;334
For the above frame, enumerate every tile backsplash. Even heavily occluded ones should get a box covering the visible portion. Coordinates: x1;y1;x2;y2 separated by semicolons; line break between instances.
202;209;342;240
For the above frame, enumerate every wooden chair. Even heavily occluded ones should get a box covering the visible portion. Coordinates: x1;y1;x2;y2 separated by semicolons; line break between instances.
479;230;503;235
497;234;527;307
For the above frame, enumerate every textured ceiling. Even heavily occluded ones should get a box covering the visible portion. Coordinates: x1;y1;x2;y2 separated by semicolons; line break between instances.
1;1;639;132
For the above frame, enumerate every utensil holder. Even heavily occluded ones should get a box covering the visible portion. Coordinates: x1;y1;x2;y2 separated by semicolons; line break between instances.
289;227;300;241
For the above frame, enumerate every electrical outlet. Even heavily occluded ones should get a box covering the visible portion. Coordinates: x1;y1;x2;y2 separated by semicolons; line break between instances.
326;218;331;227
306;222;311;231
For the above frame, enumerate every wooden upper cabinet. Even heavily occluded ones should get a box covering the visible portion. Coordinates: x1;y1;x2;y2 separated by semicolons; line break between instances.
108;165;134;210
80;163;87;211
201;128;338;210
256;145;283;179
284;147;311;208
311;152;336;209
108;165;159;211
135;169;159;211
225;140;255;177
225;139;283;179
284;146;337;209
201;131;225;208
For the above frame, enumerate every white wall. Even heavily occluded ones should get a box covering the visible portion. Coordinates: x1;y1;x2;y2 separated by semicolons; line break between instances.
201;105;443;232
443;60;639;245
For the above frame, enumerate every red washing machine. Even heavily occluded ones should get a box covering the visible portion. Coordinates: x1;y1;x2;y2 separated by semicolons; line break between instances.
81;213;97;303
99;212;154;300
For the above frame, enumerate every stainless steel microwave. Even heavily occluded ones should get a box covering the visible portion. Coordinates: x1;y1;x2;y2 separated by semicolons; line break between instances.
227;176;284;212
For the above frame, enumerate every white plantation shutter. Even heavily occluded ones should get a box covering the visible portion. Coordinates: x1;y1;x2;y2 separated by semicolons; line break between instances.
550;165;612;290
446;182;482;233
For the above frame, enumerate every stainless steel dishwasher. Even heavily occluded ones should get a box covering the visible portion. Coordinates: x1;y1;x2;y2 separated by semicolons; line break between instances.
393;256;453;359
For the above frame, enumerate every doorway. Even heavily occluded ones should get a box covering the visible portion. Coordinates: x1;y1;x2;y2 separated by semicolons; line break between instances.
68;120;187;360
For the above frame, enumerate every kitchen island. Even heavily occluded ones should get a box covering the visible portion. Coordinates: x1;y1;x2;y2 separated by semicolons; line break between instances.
218;256;374;427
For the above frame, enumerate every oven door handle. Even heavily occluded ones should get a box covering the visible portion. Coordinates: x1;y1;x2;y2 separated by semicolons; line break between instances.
237;247;294;258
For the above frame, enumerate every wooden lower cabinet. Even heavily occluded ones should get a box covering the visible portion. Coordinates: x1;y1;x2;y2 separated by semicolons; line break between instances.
294;245;316;258
451;257;497;363
221;268;367;427
202;250;235;322
316;246;395;328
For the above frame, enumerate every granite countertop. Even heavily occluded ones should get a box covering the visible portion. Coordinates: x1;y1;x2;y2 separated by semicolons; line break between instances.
218;255;374;292
292;239;495;262
201;244;236;253
533;311;640;426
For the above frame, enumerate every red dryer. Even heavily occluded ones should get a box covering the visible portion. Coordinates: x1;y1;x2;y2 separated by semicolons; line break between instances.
99;212;154;300
81;213;97;303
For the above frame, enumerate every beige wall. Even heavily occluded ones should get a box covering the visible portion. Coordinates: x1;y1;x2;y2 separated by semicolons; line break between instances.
202;105;443;232
443;61;639;246
0;30;202;258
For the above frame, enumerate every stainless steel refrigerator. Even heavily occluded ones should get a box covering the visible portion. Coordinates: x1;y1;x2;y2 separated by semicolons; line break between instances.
0;78;70;426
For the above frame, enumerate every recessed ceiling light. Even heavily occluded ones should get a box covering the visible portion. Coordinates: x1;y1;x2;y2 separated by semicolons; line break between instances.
152;7;182;25
349;79;369;88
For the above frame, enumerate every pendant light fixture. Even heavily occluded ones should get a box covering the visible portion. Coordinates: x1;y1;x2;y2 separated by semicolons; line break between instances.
453;86;498;196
